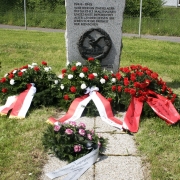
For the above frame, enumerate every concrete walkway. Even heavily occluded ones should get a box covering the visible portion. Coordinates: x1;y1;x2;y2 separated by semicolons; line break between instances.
40;114;150;180
0;24;180;43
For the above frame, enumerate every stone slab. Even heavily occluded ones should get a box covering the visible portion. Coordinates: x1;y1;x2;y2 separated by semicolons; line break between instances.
95;156;145;180
100;133;138;155
94;116;123;133
65;0;126;72
40;155;94;180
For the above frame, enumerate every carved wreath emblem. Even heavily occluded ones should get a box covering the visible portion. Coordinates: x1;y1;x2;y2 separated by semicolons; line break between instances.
78;28;112;60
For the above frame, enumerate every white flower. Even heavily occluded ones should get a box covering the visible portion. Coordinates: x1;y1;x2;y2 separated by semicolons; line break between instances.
60;84;64;90
21;69;27;72
28;65;33;69
44;67;50;72
100;78;106;84
58;74;63;79
76;62;82;66
32;63;37;66
13;70;17;74
81;83;87;89
4;73;8;77
68;74;73;79
10;79;15;85
49;66;52;70
79;73;85;78
111;78;116;83
93;73;98;76
54;80;58;84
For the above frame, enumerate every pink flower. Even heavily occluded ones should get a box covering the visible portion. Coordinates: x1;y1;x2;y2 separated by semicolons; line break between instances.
65;128;73;135
79;129;85;136
54;125;61;131
69;121;76;126
74;145;82;152
78;122;86;129
87;134;92;140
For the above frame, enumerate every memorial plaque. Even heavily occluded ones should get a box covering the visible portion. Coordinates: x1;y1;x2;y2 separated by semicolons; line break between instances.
65;0;125;72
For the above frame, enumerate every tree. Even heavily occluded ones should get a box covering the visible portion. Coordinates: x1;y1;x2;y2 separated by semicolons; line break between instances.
124;0;165;17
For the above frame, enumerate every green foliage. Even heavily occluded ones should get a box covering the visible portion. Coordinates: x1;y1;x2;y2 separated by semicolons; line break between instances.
42;122;108;162
125;0;164;17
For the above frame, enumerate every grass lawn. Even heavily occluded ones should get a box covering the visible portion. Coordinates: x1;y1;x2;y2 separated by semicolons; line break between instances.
0;29;180;180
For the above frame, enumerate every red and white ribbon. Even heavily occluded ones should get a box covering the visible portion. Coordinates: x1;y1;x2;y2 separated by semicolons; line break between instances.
48;86;123;129
9;83;36;119
0;95;18;115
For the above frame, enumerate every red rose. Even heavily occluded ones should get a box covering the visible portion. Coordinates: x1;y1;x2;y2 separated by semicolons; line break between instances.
151;72;158;79
124;88;130;93
23;65;28;69
1;77;6;83
61;69;67;74
136;71;144;76
82;66;88;73
64;94;69;100
117;86;122;92
130;65;137;70
103;75;108;80
2;88;7;93
18;71;23;76
111;85;116;91
70;86;76;93
130;73;136;81
129;88;136;96
71;66;77;71
146;70;152;76
107;97;113;103
34;66;40;71
88;74;95;80
122;67;130;73
88;57;94;61
116;72;121;80
134;82;141;88
124;77;130;86
42;61;47;66
138;96;147;102
8;73;14;79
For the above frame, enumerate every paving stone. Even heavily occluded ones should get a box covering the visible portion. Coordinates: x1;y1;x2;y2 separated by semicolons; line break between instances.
40;155;94;180
95;156;145;180
101;133;137;155
94;116;123;133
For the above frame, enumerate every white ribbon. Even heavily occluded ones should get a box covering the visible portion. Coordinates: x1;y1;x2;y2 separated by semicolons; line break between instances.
46;148;99;180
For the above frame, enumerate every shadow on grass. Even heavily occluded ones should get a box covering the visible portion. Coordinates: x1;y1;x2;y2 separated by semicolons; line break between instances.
166;80;180;91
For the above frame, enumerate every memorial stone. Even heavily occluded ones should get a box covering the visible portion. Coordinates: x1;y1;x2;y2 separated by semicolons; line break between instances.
65;0;125;72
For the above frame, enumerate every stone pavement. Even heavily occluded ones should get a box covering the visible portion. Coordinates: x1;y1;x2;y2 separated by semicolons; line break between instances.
40;115;150;180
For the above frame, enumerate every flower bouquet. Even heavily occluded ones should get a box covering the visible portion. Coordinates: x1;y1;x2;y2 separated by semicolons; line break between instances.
42;121;108;163
0;61;60;106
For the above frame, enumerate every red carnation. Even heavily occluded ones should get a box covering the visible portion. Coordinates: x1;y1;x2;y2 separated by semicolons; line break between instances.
71;66;77;71
23;65;28;69
8;73;14;79
107;97;113;103
88;74;95;80
151;72;158;79
2;88;8;93
18;71;23;76
61;69;67;74
1;77;6;83
116;72;121;80
136;71;144;76
129;88;136;96
42;61;47;66
124;77;130;86
82;66;88;73
146;70;152;76
64;94;69;100
134;82;141;88
88;57;94;61
117;86;122;92
70;86;76;93
122;67;130;73
104;75;108;80
111;85;116;91
34;66;40;71
138;96;147;102
130;73;136;81
124;88;130;93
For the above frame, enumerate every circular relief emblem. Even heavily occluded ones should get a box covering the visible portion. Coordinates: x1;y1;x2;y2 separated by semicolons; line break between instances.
78;28;112;60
